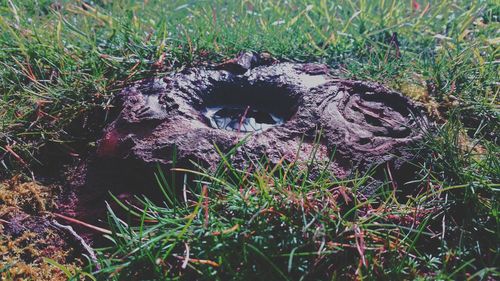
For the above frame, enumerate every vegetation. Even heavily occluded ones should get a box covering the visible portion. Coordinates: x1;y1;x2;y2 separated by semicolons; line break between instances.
0;0;498;280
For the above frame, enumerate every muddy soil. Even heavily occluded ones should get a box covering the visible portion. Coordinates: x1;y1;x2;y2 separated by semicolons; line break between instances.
95;52;428;181
55;52;429;241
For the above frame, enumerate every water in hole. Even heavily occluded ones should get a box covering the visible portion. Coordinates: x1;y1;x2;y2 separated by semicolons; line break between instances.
203;106;284;132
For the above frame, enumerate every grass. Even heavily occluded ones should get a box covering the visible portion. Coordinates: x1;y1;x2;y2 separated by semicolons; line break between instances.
78;135;498;280
0;0;498;280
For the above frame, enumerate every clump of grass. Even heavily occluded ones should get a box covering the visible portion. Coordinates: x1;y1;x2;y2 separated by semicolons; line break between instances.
76;137;498;280
414;112;500;279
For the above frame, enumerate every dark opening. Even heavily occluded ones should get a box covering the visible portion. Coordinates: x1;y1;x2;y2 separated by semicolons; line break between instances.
200;84;298;132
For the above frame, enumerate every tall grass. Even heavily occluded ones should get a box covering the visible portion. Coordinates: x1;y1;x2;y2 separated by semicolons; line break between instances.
0;0;498;279
0;0;497;171
74;134;499;280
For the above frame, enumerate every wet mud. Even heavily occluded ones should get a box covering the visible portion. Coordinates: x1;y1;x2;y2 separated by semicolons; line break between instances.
62;53;429;238
96;52;428;178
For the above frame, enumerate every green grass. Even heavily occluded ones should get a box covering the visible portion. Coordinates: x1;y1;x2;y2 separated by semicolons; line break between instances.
76;136;498;280
0;0;499;280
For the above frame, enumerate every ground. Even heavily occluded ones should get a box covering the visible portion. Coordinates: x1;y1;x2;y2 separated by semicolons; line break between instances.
0;0;498;280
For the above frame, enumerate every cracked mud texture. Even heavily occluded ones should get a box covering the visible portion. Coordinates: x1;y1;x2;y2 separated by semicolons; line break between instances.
94;52;429;192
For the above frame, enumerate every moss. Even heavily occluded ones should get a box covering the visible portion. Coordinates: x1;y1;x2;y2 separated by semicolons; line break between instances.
0;178;82;281
0;176;58;214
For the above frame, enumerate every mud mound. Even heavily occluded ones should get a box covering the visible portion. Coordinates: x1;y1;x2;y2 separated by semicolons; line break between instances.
96;52;428;180
53;52;431;241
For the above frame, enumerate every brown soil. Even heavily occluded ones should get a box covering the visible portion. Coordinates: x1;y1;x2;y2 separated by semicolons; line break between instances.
57;53;430;236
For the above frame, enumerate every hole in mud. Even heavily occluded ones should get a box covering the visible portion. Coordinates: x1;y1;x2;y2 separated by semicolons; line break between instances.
201;84;298;132
203;106;285;132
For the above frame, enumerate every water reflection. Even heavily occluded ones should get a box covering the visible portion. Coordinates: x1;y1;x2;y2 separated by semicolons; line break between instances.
203;106;284;132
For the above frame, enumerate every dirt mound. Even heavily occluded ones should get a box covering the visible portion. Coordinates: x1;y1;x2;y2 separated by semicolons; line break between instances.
59;53;429;236
96;52;428;180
